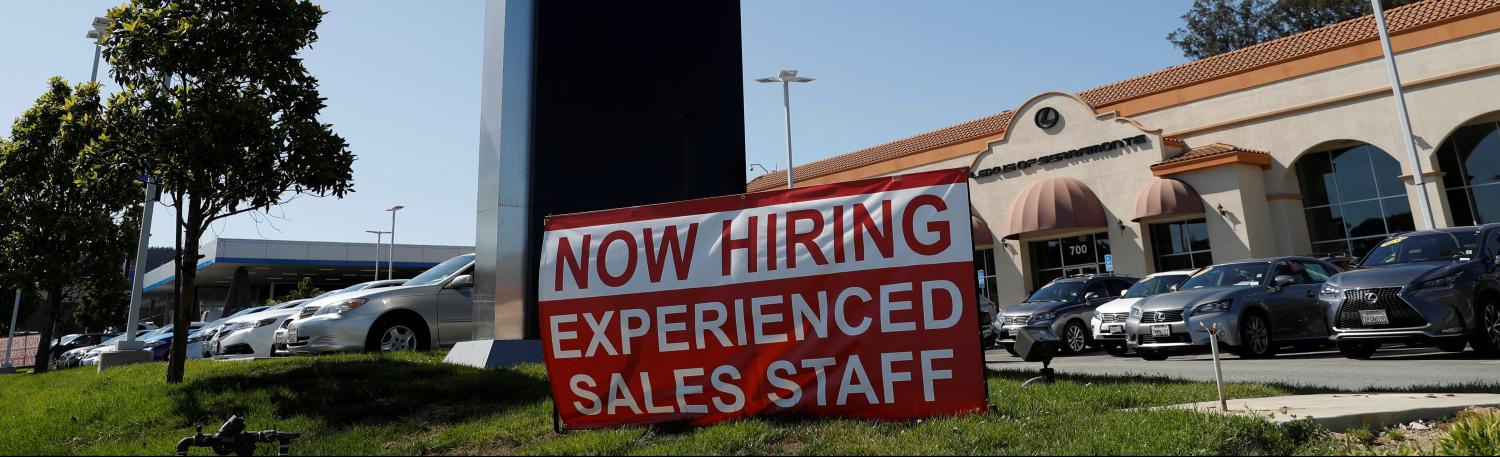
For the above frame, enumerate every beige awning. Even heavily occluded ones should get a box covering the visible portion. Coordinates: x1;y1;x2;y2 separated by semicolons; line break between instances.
1003;177;1108;240
1132;178;1205;222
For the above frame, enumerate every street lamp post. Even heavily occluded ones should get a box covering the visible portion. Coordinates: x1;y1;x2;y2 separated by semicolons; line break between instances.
385;206;404;281
1370;0;1437;229
1;291;19;373
86;17;108;83
755;70;814;189
365;230;389;281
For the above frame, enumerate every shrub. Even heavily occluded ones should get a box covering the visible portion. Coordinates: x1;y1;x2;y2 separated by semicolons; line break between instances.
1436;411;1500;456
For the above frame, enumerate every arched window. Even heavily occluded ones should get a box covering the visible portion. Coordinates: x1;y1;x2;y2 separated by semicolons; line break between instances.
1295;143;1415;257
1436;120;1500;226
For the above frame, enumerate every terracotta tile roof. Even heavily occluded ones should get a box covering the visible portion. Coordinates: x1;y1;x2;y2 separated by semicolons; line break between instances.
1151;143;1270;170
746;111;1013;191
746;0;1500;192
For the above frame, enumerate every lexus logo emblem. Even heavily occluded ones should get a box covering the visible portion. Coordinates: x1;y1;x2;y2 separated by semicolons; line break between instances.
1035;107;1060;129
1154;312;1165;322
1364;293;1380;303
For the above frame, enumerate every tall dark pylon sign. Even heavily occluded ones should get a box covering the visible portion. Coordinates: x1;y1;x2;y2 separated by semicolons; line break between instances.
457;0;748;366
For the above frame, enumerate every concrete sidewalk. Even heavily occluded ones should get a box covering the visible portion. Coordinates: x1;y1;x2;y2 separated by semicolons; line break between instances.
1161;393;1500;432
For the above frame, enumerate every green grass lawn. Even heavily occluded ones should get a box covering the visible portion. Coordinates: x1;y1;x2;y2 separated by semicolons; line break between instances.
0;353;1347;455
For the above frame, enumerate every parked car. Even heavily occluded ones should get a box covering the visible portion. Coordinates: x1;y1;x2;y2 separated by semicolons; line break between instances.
1320;226;1500;359
58;328;153;369
1090;270;1194;356
190;306;270;358
50;332;116;365
210;299;310;358
997;274;1139;356
1126;256;1343;360
287;254;475;354
82;327;174;367
978;295;999;349
141;322;205;361
272;279;408;356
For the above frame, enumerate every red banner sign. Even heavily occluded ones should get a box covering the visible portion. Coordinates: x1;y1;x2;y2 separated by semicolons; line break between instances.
0;333;40;368
538;168;987;429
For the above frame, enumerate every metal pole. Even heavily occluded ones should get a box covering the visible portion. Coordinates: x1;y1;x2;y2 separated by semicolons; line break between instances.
374;232;382;281
1203;323;1228;412
120;180;156;350
89;44;101;83
1371;0;1438;230
2;291;19;369
782;81;794;189
388;211;397;281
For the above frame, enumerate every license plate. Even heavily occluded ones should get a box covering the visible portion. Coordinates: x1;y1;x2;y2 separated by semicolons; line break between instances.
1359;310;1390;326
1151;325;1171;337
1108;325;1124;334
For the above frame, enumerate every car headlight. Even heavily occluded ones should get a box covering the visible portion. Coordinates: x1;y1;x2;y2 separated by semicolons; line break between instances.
1093;310;1102;321
1319;283;1343;300
255;318;279;328
1028;312;1055;323
331;298;368;314
1415;273;1461;291
1193;299;1232;315
1130;307;1141;320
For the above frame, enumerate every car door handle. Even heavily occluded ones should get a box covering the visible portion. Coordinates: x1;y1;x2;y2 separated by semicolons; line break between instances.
1305;290;1317;298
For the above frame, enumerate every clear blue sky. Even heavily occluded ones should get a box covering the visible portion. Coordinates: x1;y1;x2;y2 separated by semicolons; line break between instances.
0;0;1193;249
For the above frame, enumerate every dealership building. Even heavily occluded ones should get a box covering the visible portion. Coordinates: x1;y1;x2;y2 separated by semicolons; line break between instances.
747;0;1500;305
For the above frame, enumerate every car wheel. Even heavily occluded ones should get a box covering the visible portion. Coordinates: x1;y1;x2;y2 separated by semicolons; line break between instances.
1059;321;1089;355
1436;339;1468;353
1337;341;1379;359
1234;313;1277;359
1003;343;1019;358
1103;344;1130;357
1471;297;1500;356
1138;348;1169;361
367;318;427;353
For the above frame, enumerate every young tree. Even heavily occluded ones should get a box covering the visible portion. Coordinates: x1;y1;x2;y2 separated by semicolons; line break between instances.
1168;0;1418;60
0;78;140;372
101;0;355;383
265;277;325;306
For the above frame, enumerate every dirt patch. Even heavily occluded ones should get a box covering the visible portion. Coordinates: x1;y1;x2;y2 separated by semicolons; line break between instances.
1325;406;1500;454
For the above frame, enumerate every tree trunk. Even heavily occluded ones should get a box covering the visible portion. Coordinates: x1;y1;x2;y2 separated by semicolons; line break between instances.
31;286;62;373
165;208;201;384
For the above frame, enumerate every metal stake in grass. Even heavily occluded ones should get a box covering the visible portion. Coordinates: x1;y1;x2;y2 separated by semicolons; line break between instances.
1201;322;1228;412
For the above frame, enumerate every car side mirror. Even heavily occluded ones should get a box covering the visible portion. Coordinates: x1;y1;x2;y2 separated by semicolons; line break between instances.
448;274;474;289
1271;275;1296;292
1120;290;1129;297
1084;292;1100;301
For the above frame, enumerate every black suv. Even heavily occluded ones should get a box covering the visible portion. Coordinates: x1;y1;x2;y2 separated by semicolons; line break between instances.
997;274;1139;356
1320;225;1500;358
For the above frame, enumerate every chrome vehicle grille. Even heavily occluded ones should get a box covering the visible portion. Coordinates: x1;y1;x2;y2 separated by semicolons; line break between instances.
298;306;320;320
1139;310;1184;324
1001;315;1029;326
1139;333;1192;345
1338;288;1427;329
1099;312;1129;323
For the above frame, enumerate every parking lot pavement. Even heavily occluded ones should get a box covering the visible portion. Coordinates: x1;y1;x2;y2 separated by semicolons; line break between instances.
985;346;1500;391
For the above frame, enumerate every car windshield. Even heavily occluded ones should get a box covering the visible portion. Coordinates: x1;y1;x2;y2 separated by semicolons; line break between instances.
1179;262;1269;289
1122;274;1189;298
1025;282;1084;303
1360;232;1478;267
268;300;306;311
228;306;268;319
404;254;474;287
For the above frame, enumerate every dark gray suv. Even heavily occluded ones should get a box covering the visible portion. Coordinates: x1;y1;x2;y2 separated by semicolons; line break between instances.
997;274;1139;356
1320;225;1500;359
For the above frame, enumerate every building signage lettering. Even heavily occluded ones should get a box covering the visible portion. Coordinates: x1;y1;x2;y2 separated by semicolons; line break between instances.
538;169;987;430
969;134;1151;179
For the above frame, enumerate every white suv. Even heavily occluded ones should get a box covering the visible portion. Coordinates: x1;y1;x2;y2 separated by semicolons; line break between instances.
1091;270;1194;356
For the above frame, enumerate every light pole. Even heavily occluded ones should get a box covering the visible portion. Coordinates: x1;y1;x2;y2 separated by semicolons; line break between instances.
85;16;108;83
1;291;19;373
385;206;404;280
365;230;389;281
1371;0;1437;229
755;70;814;189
